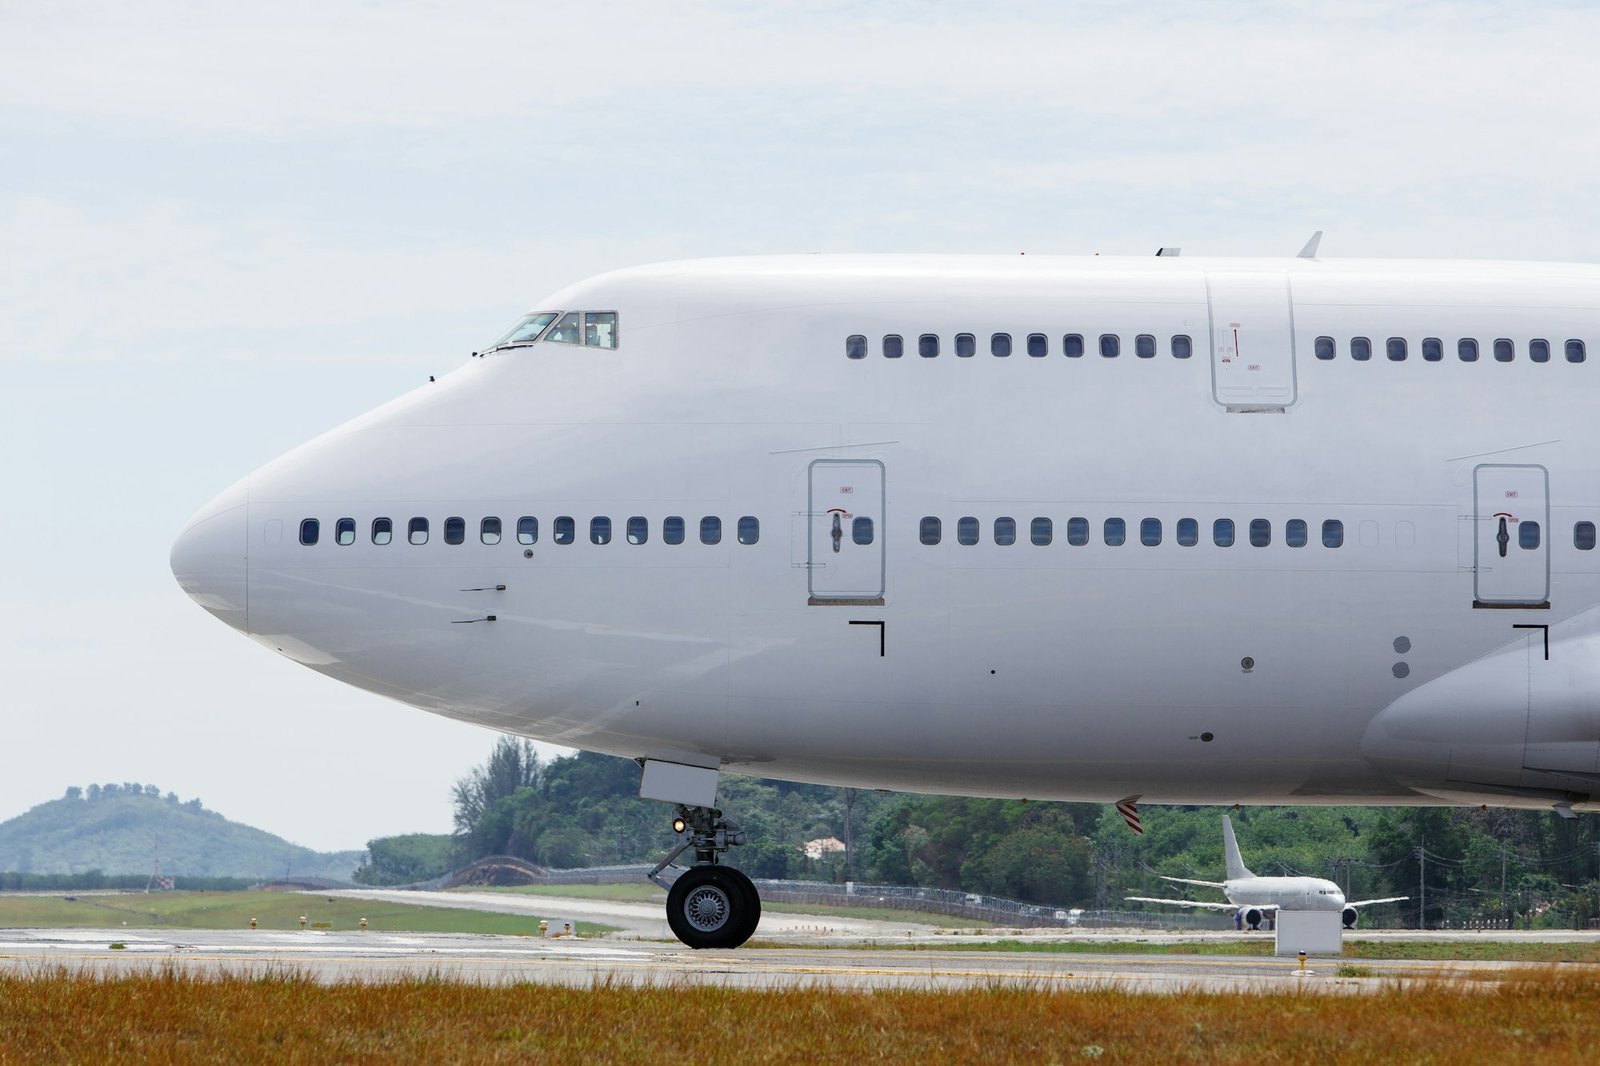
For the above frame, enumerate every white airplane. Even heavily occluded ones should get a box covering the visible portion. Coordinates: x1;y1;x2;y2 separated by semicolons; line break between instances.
171;249;1600;948
1128;815;1406;930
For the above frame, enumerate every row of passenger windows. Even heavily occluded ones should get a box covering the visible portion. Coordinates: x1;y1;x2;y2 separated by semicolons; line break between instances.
916;516;1600;550
299;515;760;547
847;333;1194;360
1314;336;1588;363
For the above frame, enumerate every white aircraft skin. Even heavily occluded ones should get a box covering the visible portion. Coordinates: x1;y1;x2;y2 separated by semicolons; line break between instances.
1127;816;1406;929
171;253;1600;816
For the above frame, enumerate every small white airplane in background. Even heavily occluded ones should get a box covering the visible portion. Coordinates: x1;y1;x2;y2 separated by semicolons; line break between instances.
1128;816;1408;930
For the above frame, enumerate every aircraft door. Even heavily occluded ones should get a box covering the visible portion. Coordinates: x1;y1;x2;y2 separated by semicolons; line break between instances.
1473;464;1549;608
1206;272;1297;408
808;459;885;605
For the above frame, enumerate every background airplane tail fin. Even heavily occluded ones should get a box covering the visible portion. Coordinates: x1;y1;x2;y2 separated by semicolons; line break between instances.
1222;815;1254;880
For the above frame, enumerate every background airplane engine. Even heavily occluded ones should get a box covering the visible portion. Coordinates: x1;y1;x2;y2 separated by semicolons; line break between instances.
1343;906;1360;930
1242;908;1265;931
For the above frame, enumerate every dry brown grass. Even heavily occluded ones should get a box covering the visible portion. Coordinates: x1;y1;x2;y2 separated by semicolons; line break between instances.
2;966;1598;1063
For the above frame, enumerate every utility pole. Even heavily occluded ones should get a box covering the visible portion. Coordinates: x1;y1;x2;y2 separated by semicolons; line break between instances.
1416;835;1427;930
1501;844;1509;928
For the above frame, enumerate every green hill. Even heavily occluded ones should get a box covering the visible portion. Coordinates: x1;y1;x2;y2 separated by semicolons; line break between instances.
0;785;363;881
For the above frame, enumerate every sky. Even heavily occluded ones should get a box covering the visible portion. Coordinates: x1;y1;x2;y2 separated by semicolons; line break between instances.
3;0;1599;853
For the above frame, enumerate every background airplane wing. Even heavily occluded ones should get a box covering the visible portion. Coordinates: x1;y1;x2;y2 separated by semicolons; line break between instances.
1159;875;1228;889
1125;896;1240;910
1347;896;1409;907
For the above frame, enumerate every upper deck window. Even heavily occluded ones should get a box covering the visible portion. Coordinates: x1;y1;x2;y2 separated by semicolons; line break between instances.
1494;338;1515;362
1422;337;1443;362
1027;333;1048;358
883;335;903;359
955;333;976;358
1530;338;1550;363
1172;335;1193;359
1100;334;1120;358
1351;337;1372;361
1136;334;1156;359
846;335;867;360
1568;339;1587;363
991;333;1012;357
1315;336;1335;360
1064;334;1085;358
1459;338;1479;362
487;311;558;350
919;334;939;358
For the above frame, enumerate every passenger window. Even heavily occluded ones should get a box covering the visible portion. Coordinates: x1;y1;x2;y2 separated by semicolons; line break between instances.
1422;337;1443;362
372;517;393;545
1104;518;1126;545
957;517;979;545
919;334;939;358
1494;338;1514;362
1386;337;1407;361
1135;334;1156;359
1568;339;1587;363
554;516;574;545
1286;519;1308;548
336;518;356;546
481;517;502;545
1031;517;1052;546
1314;336;1335;360
1459;338;1479;362
517;516;537;545
627;516;648;545
1519;521;1540;549
584;311;618;349
1213;519;1235;547
408;517;429;545
1176;518;1198;546
1063;333;1085;358
590;517;611;545
920;516;942;545
1140;518;1161;546
444;517;465;545
1530;338;1550;363
883;335;903;359
1100;334;1120;358
991;333;1012;357
955;333;976;358
994;517;1017;546
1171;335;1193;359
1250;519;1271;547
299;518;320;546
1351;337;1371;361
1323;519;1343;548
849;517;870;546
1066;517;1089;546
1027;333;1048;358
545;311;581;344
664;516;685;545
740;516;761;545
846;335;867;360
1576;521;1597;551
700;516;721;545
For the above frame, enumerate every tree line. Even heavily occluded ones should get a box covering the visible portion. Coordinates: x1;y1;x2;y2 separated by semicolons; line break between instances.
354;738;1600;928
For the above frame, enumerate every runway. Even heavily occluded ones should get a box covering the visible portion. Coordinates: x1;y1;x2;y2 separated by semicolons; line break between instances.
0;925;1583;993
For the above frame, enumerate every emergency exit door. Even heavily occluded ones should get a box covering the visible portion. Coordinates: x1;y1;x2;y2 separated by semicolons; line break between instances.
1207;273;1297;408
1473;464;1550;608
808;459;885;604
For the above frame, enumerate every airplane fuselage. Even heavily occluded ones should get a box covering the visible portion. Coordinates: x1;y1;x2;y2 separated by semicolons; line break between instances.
172;254;1600;813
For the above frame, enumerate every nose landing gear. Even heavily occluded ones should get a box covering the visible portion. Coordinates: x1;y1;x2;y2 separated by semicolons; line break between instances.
649;804;761;949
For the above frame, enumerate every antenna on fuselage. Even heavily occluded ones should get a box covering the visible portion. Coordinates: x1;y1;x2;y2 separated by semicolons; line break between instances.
1155;247;1182;257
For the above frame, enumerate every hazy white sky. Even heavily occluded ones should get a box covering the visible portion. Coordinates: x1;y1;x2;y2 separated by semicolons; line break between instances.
3;1;1599;852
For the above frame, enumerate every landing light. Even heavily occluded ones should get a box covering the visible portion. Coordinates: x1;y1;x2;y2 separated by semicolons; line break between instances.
673;817;687;834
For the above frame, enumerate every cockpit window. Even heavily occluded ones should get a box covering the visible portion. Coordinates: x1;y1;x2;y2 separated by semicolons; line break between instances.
585;312;618;349
545;311;582;344
489;311;557;349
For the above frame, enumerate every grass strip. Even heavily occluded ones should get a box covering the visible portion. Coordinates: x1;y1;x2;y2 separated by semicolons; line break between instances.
0;892;614;936
2;967;1597;1063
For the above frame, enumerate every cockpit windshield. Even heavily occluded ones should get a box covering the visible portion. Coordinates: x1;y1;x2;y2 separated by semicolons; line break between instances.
486;311;558;351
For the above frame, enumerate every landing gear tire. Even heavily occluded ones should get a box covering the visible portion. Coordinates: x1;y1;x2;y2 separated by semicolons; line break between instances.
667;866;757;949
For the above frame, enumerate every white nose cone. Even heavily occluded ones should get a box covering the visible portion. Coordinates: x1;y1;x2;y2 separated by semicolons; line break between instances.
171;479;248;633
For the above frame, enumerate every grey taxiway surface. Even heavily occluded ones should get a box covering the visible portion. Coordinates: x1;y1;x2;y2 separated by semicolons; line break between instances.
2;889;1593;992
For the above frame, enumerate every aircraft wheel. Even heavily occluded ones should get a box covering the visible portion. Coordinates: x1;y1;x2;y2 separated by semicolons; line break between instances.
719;866;762;947
666;866;750;949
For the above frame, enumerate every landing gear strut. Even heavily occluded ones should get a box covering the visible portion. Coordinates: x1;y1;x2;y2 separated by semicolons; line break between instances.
649;804;761;949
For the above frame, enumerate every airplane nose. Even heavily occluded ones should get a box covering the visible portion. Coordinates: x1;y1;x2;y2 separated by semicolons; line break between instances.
171;479;248;633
